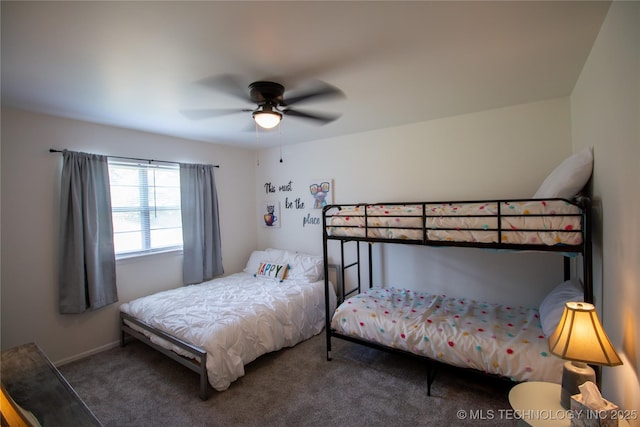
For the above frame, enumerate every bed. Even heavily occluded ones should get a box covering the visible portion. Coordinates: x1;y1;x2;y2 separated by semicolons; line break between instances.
120;248;336;400
321;148;594;395
330;281;584;388
325;199;583;247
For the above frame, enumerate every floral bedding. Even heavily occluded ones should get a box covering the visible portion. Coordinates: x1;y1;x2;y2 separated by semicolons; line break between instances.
331;286;564;383
327;200;582;245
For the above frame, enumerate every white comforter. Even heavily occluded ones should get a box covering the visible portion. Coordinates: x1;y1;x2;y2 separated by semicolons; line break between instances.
120;272;336;391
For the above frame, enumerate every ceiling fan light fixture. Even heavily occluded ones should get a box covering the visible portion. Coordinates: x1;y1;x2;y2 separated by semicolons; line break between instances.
253;110;282;129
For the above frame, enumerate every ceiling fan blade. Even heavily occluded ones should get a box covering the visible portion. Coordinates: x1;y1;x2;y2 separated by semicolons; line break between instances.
180;108;250;120
282;108;341;125
282;81;345;106
194;74;251;102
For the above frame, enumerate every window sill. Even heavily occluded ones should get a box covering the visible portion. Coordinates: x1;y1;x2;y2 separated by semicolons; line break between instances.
116;248;183;265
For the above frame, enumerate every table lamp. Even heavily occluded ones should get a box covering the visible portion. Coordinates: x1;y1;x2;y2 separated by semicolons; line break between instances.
548;301;622;408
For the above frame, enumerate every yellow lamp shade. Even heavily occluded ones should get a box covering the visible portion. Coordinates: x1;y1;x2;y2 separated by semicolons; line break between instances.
548;302;622;366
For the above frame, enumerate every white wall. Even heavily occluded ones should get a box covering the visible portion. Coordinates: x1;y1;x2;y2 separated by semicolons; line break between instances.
0;108;257;363
570;1;640;422
255;98;573;306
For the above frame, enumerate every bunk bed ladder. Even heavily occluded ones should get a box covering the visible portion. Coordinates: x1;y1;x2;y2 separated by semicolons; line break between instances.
324;239;365;361
339;240;362;303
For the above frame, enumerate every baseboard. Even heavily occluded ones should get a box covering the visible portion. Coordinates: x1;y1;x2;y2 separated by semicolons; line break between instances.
55;340;121;367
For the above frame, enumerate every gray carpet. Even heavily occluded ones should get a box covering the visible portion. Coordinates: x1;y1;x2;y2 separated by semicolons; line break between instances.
59;333;516;426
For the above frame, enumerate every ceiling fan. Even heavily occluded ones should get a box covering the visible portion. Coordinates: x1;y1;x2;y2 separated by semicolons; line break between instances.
181;75;345;130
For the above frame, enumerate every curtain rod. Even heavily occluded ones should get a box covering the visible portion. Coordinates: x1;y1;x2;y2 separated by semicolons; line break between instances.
49;149;220;168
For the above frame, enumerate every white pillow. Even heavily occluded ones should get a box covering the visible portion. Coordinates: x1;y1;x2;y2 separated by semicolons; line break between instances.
538;279;584;337
533;147;593;199
243;250;269;274
265;248;324;282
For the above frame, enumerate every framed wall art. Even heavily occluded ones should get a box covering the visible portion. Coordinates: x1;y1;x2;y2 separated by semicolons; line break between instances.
261;201;281;228
308;179;333;209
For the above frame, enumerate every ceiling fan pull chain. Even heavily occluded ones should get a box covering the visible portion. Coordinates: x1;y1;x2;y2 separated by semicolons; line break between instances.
255;121;260;166
279;120;283;163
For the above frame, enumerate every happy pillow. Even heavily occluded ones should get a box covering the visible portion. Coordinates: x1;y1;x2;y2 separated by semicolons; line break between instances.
265;248;324;282
255;262;289;282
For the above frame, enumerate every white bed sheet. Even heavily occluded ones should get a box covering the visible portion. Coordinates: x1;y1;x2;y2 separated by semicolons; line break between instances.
331;286;564;384
120;272;337;391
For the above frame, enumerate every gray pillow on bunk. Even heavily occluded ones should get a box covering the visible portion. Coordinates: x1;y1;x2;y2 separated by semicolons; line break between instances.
538;279;584;337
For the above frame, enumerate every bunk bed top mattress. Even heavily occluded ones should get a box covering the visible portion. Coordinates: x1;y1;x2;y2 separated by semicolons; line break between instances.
331;286;564;384
120;272;336;391
326;200;582;246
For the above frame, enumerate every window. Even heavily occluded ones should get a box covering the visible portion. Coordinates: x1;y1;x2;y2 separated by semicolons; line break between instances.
108;160;182;257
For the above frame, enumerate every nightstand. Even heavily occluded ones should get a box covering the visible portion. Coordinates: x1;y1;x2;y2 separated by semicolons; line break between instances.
508;381;630;427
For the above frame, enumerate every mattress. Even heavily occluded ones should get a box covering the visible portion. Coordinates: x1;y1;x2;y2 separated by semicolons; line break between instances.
331;286;564;383
326;200;582;246
120;272;337;391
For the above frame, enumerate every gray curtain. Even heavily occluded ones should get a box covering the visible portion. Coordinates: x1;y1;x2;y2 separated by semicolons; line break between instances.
180;163;223;284
58;150;118;313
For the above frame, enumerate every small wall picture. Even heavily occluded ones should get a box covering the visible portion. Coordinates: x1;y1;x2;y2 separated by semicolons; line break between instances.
261;201;280;228
308;179;333;209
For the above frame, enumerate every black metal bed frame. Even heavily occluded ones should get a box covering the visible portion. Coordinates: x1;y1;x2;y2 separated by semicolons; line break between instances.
322;195;593;396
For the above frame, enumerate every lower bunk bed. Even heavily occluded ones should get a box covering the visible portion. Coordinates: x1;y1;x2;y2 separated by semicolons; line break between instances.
120;248;336;400
329;280;585;394
321;195;592;395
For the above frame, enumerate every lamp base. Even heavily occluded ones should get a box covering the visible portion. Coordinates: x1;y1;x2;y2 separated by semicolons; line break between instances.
560;361;596;409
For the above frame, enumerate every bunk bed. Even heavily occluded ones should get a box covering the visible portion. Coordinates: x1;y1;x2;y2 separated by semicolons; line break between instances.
321;193;592;395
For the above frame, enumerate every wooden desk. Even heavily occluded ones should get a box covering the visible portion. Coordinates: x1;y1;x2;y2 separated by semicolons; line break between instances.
1;343;102;427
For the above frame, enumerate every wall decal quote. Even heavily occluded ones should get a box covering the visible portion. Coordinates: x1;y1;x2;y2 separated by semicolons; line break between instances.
262;179;332;228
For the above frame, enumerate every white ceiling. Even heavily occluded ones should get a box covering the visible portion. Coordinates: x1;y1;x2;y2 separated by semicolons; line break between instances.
1;1;610;148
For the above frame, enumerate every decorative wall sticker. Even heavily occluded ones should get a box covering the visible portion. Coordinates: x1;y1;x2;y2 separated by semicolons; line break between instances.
260;179;334;228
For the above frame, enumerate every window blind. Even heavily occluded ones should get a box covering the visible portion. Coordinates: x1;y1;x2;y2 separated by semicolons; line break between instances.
108;160;182;256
